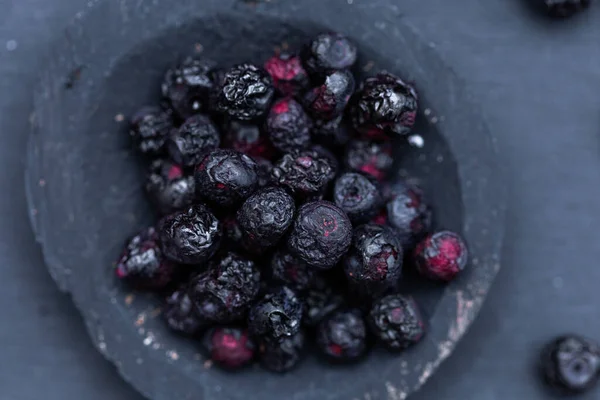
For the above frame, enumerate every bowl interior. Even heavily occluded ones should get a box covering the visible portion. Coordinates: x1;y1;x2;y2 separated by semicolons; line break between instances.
26;2;504;400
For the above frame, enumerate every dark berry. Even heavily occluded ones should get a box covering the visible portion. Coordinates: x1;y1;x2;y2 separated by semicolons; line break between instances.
158;204;221;265
188;252;261;323
311;115;350;148
288;201;352;270
302;33;357;78
344;139;393;181
129;107;173;156
386;180;432;249
167;114;220;167
316;309;367;362
222;120;273;159
351;72;418;137
344;224;403;296
161;58;218;119
541;335;600;394
264;53;310;96
312;144;340;177
266;98;312;153
270;250;316;292
303;70;355;120
213;64;275;121
237;187;295;251
368;294;425;351
145;159;195;215
414;231;468;281
248;286;303;341
164;288;205;336
195;150;259;208
204;327;255;369
254;157;274;188
271;149;336;199
259;331;305;373
303;277;345;326
333;172;382;224
115;226;175;289
540;0;591;17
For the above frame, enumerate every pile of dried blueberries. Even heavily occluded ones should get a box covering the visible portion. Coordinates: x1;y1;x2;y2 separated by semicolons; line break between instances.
116;32;469;373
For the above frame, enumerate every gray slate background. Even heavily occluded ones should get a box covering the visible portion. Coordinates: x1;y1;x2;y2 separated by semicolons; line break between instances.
1;0;599;399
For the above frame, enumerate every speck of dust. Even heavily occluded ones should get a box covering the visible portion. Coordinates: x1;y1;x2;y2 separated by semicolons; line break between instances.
407;134;424;148
6;40;17;51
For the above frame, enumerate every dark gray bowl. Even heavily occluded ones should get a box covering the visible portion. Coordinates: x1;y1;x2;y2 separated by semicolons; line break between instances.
25;0;506;399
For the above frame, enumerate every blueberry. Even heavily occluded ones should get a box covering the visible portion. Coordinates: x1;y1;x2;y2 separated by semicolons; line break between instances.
248;286;304;342
164;288;205;336
302;33;357;78
259;330;305;373
344;139;393;181
333;172;382;224
145;159;195;215
266;98;312;153
129;107;174;156
369;294;425;351
167;114;220;167
316;309;367;362
203;327;255;369
414;231;468;281
264;53;310;96
271;149;336;200
303;70;355;121
385;180;432;249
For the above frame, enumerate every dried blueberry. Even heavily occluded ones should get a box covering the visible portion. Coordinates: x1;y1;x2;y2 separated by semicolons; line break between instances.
204;327;255;369
164;288;205;336
414;231;468;281
158;204;221;265
288;201;352;270
254;157;274;188
369;294;425;351
386;180;432;249
264;53;310;96
270;250;316;292
223;120;273;159
333;172;382;224
316;309;367;362
303;70;355;120
145;159;195;215
167;114;220;167
302;33;357;78
248;286;303;342
266;98;312;153
129;107;173;156
259;330;305;373
344;139;393;181
303;277;345;326
271;149;336;199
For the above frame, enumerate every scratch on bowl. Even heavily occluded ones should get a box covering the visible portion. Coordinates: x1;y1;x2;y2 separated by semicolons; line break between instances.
385;382;407;400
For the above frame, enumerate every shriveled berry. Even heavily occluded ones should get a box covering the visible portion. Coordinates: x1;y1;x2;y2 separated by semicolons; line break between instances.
344;139;393;181
312;115;350;148
266;98;312;153
237;187;295;251
351;72;418;137
302;33;357;78
158;204;221;265
254;157;274;188
288;201;352;270
369;294;425;350
540;0;591;17
271;250;316;292
164;288;205;336
204;327;255;369
316;309;367;362
189;252;261;323
259;330;305;373
145;159;195;215
303;277;345;326
386;180;432;248
271;149;336;199
414;231;468;281
344;224;403;296
213;64;274;120
333;172;382;224
161;58;218;119
312;144;340;177
248;286;303;341
129;107;173;156
195;150;259;208
303;70;355;120
167;114;220;167
541;335;600;394
222;120;273;159
116;227;175;289
264;53;310;96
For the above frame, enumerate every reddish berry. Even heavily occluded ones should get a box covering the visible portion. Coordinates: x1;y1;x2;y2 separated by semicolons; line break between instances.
414;231;468;281
264;53;310;96
344;139;393;181
303;70;355;121
204;327;255;369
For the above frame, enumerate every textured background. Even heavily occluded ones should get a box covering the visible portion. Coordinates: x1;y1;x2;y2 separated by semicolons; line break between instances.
1;0;599;399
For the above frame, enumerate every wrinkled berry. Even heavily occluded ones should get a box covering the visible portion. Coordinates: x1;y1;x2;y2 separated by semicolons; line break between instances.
302;33;357;78
312;144;340;177
303;277;345;326
167;114;220;167
414;231;468;281
344;224;403;296
116;227;175;289
271;149;336;199
145;159;195;215
264;53;310;96
161;58;218;119
303;70;355;120
317;309;367;362
369;294;425;351
129;107;174;156
266;98;312;153
164;288;205;336
204;327;255;369
189;252;261;323
386;180;432;248
195;149;259;208
541;335;600;394
344;139;393;181
312;115;350;148
271;250;316;292
158;204;221;265
237;187;295;251
248;286;303;341
540;0;591;17
254;157;274;188
223;120;272;159
213;64;275;120
351;72;418;137
334;172;382;224
259;330;305;373
288;201;352;270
